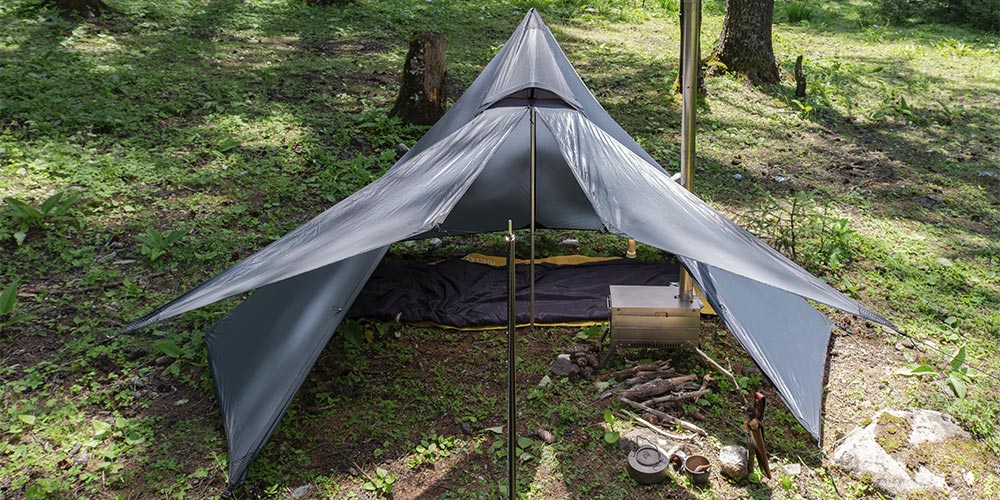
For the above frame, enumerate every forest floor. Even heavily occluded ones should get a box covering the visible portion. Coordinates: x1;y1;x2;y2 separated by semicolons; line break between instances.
1;0;999;499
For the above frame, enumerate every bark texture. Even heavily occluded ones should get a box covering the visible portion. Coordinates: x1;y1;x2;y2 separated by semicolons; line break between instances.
47;0;111;17
706;0;781;85
794;54;807;97
390;32;447;126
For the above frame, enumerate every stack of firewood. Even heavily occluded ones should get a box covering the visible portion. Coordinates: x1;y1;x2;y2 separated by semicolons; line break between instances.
597;360;713;438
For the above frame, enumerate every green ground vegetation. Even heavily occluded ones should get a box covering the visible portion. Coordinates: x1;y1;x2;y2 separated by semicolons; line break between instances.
1;0;998;498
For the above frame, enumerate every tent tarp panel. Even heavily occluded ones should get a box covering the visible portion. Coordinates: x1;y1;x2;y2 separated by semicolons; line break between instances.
537;107;892;328
682;257;832;440
125;108;528;333
207;248;387;490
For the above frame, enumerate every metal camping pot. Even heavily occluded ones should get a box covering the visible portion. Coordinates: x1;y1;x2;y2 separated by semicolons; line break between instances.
683;454;711;485
627;445;670;485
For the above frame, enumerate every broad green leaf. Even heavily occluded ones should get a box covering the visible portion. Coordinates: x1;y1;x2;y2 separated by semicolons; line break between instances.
894;364;936;376
155;340;183;358
146;227;163;246
217;137;241;152
92;419;112;439
603;431;620;444
163;229;188;246
125;432;145;445
13;231;27;246
483;426;503;434
4;197;41;220
18;414;36;425
517;437;534;449
603;410;615;425
39;192;63;214
53;193;81;216
950;346;966;371
0;279;19;316
948;372;967;399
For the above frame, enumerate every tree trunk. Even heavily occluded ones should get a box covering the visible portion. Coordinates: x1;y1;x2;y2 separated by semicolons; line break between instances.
47;0;111;17
390;32;447;126
706;0;781;85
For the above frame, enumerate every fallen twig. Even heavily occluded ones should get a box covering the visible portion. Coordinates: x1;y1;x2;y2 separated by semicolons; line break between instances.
621;409;697;442
688;343;747;406
620;397;708;437
642;388;710;406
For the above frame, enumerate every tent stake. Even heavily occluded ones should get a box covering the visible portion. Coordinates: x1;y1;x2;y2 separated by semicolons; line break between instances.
529;104;537;327
504;219;517;499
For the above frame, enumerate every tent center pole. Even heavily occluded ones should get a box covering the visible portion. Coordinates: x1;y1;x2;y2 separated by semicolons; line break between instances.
678;0;701;303
529;103;537;327
504;220;517;499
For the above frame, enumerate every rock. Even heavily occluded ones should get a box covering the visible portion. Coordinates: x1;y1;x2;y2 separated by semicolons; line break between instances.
290;484;314;498
978;171;1000;180
560;238;580;248
907;409;967;445
782;463;802;476
964;470;975;486
732;173;743;180
460;422;472;435
914;466;947;491
718;445;748;481
73;450;89;468
580;366;594;380
428;237;442;248
575;356;589;367
550;354;579;378
535;427;556;445
913;194;944;206
772;175;789;183
832;409;969;497
154;356;172;366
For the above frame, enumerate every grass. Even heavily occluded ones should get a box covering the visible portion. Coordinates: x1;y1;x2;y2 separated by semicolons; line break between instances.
2;0;999;498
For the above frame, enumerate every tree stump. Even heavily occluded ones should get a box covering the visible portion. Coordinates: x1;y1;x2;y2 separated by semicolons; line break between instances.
794;55;807;98
390;32;447;126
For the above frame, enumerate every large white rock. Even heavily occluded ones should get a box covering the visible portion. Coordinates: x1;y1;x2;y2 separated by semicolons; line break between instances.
832;409;969;497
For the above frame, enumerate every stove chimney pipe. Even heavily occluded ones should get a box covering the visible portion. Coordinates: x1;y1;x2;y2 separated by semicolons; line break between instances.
677;0;701;303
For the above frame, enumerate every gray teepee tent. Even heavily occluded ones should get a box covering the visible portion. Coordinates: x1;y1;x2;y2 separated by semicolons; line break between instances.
125;10;894;494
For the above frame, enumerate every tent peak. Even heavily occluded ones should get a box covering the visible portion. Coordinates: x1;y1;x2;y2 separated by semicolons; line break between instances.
480;9;582;112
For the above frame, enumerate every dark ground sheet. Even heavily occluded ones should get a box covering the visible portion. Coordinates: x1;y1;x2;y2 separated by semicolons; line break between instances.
349;258;680;327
